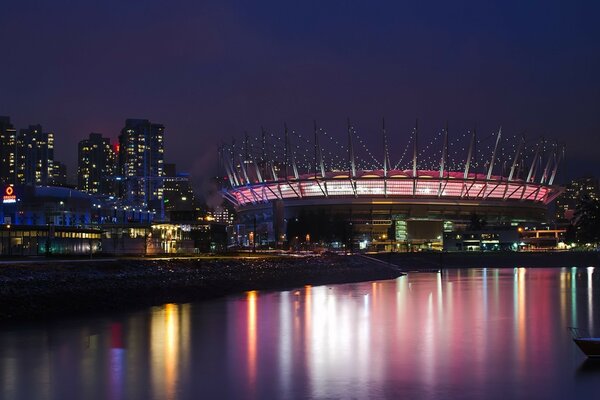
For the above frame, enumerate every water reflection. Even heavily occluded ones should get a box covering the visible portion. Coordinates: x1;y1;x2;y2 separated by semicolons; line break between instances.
0;268;599;399
246;290;257;390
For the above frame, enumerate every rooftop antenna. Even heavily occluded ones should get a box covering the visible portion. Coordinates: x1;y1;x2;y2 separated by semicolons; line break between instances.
228;140;240;186
382;117;390;177
508;136;524;181
290;129;299;180
347;118;356;177
251;135;263;183
548;144;564;185
526;140;541;183
313;120;326;178
464;128;476;179
439;122;448;179
261;126;267;179
486;127;502;180
244;131;249;162
238;144;250;185
284;123;289;180
540;141;555;184
438;122;449;197
412;119;418;177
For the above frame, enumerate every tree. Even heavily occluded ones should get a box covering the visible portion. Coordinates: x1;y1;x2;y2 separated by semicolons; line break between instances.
573;195;600;244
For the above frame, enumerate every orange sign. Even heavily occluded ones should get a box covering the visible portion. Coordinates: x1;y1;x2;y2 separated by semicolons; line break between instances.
3;186;16;203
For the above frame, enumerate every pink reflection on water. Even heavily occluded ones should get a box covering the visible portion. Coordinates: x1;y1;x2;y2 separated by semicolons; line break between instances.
228;268;597;399
1;268;600;399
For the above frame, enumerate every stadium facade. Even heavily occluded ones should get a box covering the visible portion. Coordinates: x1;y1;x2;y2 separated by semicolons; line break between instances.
221;122;564;251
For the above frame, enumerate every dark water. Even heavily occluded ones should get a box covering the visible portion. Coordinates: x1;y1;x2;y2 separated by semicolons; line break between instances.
1;268;600;399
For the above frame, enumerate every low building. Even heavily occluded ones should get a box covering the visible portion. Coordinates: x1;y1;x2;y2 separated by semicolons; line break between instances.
0;184;152;256
443;229;520;251
0;224;101;256
519;228;567;250
0;184;225;256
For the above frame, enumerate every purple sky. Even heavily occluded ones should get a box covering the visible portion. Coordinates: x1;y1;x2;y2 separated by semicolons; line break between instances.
1;1;599;189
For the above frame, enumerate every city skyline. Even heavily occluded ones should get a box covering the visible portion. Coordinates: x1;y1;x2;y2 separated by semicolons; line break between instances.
1;1;599;185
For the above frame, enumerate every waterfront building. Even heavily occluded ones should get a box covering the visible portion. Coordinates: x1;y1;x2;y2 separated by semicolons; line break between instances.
443;229;520;251
0;184;154;256
78;133;116;195
0;116;17;184
222;123;565;251
118;119;165;213
518;227;567;250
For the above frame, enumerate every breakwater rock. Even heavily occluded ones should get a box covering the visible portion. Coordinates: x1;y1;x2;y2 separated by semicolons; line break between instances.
0;255;403;321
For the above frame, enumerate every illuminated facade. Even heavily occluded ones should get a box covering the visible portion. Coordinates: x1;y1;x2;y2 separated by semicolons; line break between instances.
163;163;196;221
0;116;17;184
222;123;564;249
78;133;116;195
16;124;55;185
51;161;68;187
118;119;165;211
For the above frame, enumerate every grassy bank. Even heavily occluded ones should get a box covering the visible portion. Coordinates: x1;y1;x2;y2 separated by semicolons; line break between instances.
0;255;403;321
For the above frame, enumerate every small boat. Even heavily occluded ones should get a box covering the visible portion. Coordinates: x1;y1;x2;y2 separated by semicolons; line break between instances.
568;327;600;358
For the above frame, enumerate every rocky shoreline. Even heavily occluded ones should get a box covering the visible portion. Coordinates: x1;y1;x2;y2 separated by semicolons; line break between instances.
2;251;596;322
0;255;403;322
371;250;600;269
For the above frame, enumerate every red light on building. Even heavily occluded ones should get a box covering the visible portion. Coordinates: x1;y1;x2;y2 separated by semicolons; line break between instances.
114;144;120;153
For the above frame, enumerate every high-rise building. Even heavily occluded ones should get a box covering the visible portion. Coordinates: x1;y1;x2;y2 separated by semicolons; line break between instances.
78;133;116;195
118;119;165;211
16;125;54;185
0;116;17;184
51;161;68;187
555;177;600;221
163;163;196;221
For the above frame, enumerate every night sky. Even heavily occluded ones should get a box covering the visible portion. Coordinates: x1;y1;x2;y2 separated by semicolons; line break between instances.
1;1;599;189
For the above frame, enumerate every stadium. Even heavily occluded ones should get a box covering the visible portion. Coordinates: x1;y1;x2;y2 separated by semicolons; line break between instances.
221;121;564;251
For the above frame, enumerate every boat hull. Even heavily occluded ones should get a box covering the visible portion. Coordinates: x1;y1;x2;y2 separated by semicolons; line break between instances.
574;339;600;357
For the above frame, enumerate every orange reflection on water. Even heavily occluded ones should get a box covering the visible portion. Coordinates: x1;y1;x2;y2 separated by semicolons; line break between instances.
150;303;183;400
165;303;178;400
247;291;258;386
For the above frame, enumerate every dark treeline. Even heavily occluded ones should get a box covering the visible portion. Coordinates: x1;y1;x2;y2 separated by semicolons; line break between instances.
569;195;600;244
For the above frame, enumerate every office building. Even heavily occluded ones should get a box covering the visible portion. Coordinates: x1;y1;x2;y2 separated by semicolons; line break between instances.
16;124;55;185
78;133;116;195
0;116;17;184
51;161;68;187
163;163;196;221
118;119;165;211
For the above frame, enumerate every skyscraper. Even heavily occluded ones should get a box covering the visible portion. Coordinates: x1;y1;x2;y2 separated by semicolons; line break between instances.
118;119;165;211
163;163;196;221
16;125;54;185
51;161;68;187
0;116;17;184
78;133;116;195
